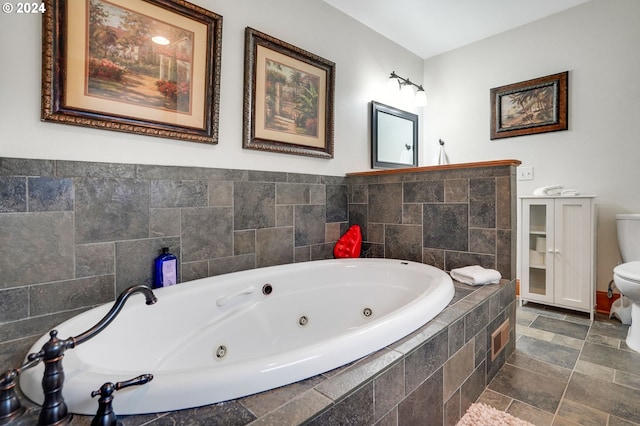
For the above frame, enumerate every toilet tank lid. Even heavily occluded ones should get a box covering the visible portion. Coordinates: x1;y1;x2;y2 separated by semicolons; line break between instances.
614;261;640;281
617;214;640;220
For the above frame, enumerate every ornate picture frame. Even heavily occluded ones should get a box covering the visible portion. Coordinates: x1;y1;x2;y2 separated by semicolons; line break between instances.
41;0;223;144
490;71;568;140
243;27;335;159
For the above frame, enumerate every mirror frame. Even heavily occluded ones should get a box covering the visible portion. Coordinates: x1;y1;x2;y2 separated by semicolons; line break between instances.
371;101;418;169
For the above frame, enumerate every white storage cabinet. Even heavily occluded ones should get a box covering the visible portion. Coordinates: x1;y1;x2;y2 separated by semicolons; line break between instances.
520;196;596;320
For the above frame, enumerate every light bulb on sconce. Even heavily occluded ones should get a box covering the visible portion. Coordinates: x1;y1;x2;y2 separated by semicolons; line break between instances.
400;82;415;103
387;71;427;107
415;88;427;107
387;73;401;91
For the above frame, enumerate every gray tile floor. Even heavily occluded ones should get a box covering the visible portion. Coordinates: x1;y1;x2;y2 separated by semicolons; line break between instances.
477;300;640;426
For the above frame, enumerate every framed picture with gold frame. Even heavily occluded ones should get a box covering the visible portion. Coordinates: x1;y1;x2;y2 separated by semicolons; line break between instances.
243;27;335;159
490;71;568;140
41;0;222;144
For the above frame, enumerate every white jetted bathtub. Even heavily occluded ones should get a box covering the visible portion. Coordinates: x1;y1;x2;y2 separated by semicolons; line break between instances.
20;258;454;415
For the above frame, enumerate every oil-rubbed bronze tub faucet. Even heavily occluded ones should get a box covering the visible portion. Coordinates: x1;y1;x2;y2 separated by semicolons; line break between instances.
23;285;158;426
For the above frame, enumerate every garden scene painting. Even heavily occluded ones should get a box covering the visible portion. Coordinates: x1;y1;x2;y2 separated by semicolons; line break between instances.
500;84;556;129
87;0;194;113
263;59;320;138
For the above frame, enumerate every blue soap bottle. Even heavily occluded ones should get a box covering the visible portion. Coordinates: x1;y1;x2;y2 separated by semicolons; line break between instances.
153;247;177;288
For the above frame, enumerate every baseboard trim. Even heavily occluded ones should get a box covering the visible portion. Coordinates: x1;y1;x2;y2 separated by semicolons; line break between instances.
596;290;620;315
515;283;617;316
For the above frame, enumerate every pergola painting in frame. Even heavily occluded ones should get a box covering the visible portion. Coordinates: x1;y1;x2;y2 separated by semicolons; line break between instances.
243;27;335;159
41;0;222;144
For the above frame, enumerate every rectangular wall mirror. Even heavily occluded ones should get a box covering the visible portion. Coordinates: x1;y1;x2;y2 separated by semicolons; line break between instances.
371;101;418;169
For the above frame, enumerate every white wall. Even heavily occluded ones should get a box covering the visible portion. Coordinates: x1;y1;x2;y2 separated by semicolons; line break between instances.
422;0;640;292
0;0;423;176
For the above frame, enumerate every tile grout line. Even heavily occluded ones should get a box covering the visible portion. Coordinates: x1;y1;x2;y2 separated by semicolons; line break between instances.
493;305;591;425
548;313;590;426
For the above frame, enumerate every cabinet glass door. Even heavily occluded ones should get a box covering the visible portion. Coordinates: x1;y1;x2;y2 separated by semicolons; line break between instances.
522;199;554;303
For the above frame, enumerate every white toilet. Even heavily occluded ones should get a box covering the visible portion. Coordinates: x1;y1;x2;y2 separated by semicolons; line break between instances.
612;213;640;352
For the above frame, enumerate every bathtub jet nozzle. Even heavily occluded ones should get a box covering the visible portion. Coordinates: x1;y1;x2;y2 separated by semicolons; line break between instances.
25;285;157;426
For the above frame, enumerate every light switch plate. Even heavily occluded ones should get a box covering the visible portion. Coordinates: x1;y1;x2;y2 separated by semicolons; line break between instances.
518;166;534;181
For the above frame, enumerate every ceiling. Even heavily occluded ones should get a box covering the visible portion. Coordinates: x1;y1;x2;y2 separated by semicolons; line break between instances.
322;0;590;59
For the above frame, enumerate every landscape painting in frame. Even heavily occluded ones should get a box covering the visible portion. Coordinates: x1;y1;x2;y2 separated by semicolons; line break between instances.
243;27;335;159
490;71;568;140
41;0;222;143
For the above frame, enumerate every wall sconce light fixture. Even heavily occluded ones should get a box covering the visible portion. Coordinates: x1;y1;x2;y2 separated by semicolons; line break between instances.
387;71;427;106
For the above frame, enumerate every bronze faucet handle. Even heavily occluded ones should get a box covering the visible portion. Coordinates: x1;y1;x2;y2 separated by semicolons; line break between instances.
26;350;44;363
1;357;40;385
114;374;154;391
91;374;154;398
27;330;75;365
90;374;153;426
90;374;154;398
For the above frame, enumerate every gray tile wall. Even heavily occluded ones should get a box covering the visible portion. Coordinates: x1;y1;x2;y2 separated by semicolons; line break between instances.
348;165;516;280
0;157;349;366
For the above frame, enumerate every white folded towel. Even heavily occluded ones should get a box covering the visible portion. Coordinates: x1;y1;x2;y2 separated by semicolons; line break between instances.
533;184;563;196
561;189;579;196
450;265;502;286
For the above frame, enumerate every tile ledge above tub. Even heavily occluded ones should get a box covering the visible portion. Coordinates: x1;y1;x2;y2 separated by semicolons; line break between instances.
346;159;522;177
